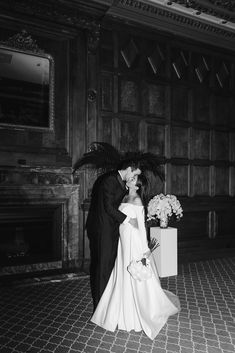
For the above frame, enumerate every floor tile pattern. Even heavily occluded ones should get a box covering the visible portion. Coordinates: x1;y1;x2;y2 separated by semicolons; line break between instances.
0;257;234;353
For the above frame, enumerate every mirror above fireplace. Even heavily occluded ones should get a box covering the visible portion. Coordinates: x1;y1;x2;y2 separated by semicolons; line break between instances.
0;30;54;131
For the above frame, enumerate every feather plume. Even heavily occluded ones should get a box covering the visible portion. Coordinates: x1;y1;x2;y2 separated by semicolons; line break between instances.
148;237;160;252
73;142;121;174
123;151;164;181
73;142;165;181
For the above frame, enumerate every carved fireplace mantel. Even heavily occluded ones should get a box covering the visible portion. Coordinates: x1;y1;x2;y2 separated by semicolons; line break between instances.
0;169;80;276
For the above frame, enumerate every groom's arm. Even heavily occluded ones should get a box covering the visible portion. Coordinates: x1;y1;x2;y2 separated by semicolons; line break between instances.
102;176;138;228
129;218;138;228
102;176;126;223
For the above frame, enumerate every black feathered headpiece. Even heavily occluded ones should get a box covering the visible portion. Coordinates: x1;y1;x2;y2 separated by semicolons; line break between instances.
73;142;164;181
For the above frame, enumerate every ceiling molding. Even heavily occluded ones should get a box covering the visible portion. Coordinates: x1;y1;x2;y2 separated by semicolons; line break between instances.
0;0;235;51
104;0;235;51
171;0;235;23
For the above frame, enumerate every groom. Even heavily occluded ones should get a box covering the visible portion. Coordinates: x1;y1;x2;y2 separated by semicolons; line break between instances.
86;159;141;310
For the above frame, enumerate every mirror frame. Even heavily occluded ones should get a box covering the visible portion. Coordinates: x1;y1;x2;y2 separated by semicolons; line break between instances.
0;31;54;132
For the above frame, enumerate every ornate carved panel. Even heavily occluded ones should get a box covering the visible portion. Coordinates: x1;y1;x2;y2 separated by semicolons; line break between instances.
120;120;139;150
146;84;165;117
119;79;139;113
215;167;229;195
101;74;113;111
0;167;73;186
192;129;210;159
171;126;189;158
192;166;210;196
170;164;188;196
193;87;210;124
146;124;165;156
214;131;229;160
171;85;188;121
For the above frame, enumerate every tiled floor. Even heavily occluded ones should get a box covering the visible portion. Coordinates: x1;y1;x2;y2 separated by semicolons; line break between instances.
0;257;234;353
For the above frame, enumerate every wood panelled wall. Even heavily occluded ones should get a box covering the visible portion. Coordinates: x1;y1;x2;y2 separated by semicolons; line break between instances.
87;24;235;260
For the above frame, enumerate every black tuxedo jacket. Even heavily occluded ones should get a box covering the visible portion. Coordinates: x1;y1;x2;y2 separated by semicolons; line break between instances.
86;171;127;238
86;170;128;306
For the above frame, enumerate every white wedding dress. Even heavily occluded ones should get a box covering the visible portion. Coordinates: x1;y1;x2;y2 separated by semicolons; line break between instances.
91;203;180;340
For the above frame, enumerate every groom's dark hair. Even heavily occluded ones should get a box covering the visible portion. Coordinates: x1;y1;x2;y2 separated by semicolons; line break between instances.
117;159;141;171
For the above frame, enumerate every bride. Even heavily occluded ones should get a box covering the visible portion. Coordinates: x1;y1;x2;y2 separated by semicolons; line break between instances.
91;174;180;340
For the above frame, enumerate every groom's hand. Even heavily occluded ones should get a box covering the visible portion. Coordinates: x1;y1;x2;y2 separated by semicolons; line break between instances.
129;218;138;228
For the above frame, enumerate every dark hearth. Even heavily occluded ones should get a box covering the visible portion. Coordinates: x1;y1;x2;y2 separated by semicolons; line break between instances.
0;183;80;276
0;206;62;266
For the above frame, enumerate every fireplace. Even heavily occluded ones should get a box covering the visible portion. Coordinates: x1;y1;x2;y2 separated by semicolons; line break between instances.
0;205;62;266
0;182;80;276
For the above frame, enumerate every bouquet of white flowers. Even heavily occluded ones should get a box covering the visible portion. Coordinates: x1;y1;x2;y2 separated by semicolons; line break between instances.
147;193;183;228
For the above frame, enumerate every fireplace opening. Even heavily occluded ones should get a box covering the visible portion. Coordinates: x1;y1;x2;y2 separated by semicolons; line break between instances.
0;205;62;266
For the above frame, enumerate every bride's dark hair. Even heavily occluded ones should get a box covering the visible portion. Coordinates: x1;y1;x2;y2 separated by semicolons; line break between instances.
136;174;149;209
136;174;150;242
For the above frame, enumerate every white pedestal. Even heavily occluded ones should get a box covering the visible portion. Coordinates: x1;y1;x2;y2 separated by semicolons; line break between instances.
150;227;178;278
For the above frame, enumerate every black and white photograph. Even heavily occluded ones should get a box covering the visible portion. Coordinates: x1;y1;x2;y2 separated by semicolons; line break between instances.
0;1;234;353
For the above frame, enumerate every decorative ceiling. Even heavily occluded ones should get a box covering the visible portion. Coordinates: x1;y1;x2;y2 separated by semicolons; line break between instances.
171;0;235;22
0;0;235;51
98;0;235;51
